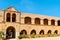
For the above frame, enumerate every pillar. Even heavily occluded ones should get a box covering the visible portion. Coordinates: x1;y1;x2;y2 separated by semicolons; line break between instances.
48;20;51;25
41;19;43;25
55;21;58;26
31;18;34;24
21;17;24;24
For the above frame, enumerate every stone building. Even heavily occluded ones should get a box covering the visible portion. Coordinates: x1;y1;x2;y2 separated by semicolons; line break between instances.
0;7;60;40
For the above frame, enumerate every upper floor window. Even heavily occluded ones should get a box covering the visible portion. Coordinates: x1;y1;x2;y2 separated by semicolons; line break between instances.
6;13;10;22
44;19;48;25
51;19;55;25
35;18;40;25
24;17;31;24
58;20;60;26
12;14;16;22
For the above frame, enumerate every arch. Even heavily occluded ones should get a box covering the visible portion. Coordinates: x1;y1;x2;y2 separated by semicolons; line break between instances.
47;30;51;34
51;19;55;25
58;20;60;26
35;18;40;24
24;17;31;24
54;30;58;34
20;30;27;35
6;26;15;39
39;30;44;35
44;19;48;25
30;30;36;35
6;13;10;22
12;14;16;22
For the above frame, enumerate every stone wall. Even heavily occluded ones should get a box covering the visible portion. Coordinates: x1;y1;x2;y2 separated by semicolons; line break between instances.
20;36;60;40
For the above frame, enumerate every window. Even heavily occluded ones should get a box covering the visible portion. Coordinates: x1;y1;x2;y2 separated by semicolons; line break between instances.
35;18;40;24
51;19;55;25
6;13;10;22
44;19;48;25
58;20;60;26
12;14;16;22
25;17;31;24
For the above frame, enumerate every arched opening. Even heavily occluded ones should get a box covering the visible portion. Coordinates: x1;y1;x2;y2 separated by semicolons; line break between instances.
12;14;16;22
54;30;58;34
39;30;44;35
30;30;36;35
58;20;60;26
6;26;15;39
6;13;10;22
44;19;48;25
47;30;51;34
51;19;55;25
24;17;31;24
35;18;40;24
20;30;27;35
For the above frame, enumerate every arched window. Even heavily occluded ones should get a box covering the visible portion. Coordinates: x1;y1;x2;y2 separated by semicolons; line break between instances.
12;14;16;22
35;18;40;24
58;20;60;26
51;19;55;25
39;30;44;35
44;19;48;25
54;30;58;34
30;30;36;35
47;30;51;34
6;13;10;22
20;30;27;35
25;17;31;24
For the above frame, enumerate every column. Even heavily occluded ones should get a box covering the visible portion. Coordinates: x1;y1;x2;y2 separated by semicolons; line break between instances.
21;17;24;24
11;13;12;22
31;18;34;24
48;20;51;25
16;32;19;40
55;21;58;26
41;19;43;25
5;12;6;22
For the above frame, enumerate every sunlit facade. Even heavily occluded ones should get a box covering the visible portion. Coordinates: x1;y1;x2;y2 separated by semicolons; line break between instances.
0;7;60;40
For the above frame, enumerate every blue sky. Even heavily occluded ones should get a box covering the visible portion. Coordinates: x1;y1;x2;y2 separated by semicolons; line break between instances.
0;0;60;17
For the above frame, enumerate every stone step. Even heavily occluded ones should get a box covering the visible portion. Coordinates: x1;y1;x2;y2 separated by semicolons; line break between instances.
7;39;16;40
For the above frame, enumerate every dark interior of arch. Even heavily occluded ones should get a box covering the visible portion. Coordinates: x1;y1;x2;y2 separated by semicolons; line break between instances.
30;30;36;35
54;30;58;34
47;30;51;34
39;30;44;35
6;27;15;39
20;30;27;35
